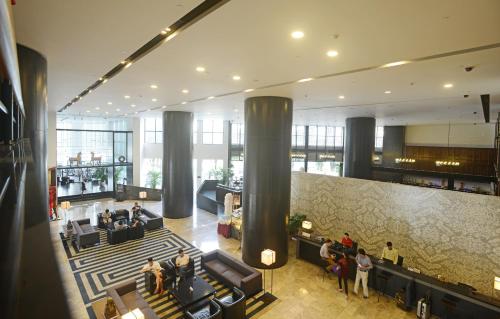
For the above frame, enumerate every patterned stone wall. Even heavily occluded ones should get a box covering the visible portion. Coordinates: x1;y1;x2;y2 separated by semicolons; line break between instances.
290;172;500;294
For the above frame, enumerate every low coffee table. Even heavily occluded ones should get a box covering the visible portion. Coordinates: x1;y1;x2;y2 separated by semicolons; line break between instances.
172;275;215;310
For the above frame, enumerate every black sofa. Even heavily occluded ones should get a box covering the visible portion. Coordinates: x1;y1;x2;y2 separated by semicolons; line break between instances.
127;223;145;240
72;218;100;249
137;208;163;230
214;287;246;319
201;250;262;297
106;279;159;319
186;300;222;319
107;227;128;245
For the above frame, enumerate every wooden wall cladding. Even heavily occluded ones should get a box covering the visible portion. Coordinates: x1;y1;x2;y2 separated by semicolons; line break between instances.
404;146;495;176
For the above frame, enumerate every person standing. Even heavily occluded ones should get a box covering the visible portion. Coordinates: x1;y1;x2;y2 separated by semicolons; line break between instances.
354;248;372;298
337;251;350;299
381;241;399;264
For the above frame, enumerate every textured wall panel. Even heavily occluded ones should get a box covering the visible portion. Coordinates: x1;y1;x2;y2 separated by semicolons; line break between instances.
290;172;500;294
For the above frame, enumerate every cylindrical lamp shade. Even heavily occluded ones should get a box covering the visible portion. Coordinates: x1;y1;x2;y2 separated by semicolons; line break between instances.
242;96;292;269
495;276;500;291
60;201;71;210
261;249;276;267
139;191;147;199
302;220;312;230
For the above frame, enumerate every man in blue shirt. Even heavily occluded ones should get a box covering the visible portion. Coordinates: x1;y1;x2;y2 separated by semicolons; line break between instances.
354;248;373;298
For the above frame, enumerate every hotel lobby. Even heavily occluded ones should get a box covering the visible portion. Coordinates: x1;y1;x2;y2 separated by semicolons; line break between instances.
2;1;500;318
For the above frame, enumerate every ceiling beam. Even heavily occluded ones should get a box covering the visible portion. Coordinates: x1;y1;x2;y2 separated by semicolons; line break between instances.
480;94;490;123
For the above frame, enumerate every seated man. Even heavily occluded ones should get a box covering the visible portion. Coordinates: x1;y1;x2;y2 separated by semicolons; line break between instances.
102;209;113;226
175;249;190;277
381;241;399;264
140;257;164;294
114;220;128;230
341;232;353;248
132;202;142;219
320;239;335;272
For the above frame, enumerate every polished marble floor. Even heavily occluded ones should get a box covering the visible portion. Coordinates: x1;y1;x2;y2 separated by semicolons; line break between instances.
51;199;417;319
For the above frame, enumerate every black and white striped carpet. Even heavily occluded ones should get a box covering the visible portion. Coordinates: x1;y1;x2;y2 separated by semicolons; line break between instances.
61;228;275;318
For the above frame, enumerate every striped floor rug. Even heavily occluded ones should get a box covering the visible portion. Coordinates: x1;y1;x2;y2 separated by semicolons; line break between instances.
61;227;276;318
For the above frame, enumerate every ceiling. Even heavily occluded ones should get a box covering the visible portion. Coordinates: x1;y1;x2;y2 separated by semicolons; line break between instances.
12;0;500;125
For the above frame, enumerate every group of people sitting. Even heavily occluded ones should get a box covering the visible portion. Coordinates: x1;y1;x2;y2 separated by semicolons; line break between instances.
320;232;399;300
100;202;143;230
140;249;190;294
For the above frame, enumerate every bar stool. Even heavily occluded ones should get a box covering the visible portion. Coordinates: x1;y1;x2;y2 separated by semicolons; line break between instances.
319;259;332;281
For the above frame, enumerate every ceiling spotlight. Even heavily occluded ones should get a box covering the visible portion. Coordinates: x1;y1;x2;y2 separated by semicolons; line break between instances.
384;90;392;94
131;104;136;108
121;60;126;65
116;108;120;112
443;83;454;88
160;27;171;35
95;107;100;110
381;61;410;68
152;98;157;102
182;89;189;94
207;96;215;100
326;50;338;57
244;89;254;92
102;78;108;84
89;89;93;93
107;102;112;105
291;31;304;39
298;78;313;83
196;66;206;72
124;95;130;99
125;62;132;69
150;84;158;89
232;75;241;81
181;101;187;105
338;95;345;99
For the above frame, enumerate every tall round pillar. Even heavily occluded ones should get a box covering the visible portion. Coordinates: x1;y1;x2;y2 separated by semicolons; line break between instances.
18;45;48;227
242;96;293;268
344;117;375;179
162;111;193;218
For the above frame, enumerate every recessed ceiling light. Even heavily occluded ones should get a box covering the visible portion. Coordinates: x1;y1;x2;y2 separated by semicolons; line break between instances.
234;109;239;112
124;113;128;116
381;61;410;68
124;95;130;99
207;112;212;115
131;104;136;107
244;89;254;92
443;83;454;88
384;90;392;94
135;111;138;114
298;78;313;83
326;50;338;57
121;60;126;65
86;110;90;113
116;108;120;112
207;96;215;100
105;111;109;115
160;27;171;35
89;89;92;93
338;95;345;99
147;109;151;111
291;31;304;39
107;102;112;105
150;84;158;89
181;101;187;105
152;98;157;102
232;75;241;81
125;62;132;69
196;66;206;72
182;89;189;94
162;105;167;109
95;107;100;110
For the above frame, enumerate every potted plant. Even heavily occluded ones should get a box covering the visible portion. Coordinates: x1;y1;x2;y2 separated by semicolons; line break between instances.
288;213;307;235
209;165;234;186
147;170;161;189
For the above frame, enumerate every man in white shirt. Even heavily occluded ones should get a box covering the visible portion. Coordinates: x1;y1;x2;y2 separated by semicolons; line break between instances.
176;249;190;268
140;257;164;294
320;239;335;272
381;241;399;264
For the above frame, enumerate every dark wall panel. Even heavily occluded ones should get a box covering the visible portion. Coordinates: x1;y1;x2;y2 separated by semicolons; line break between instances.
344;117;375;179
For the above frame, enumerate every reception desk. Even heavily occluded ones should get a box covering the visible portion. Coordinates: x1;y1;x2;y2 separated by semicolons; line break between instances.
294;235;500;319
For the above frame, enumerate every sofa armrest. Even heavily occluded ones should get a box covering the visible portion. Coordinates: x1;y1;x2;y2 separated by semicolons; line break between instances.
106;289;127;314
114;279;137;295
240;271;262;297
77;218;91;225
200;250;218;268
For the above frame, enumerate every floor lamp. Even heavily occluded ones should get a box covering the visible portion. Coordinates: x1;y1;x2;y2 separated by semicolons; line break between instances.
139;191;147;209
261;249;276;295
494;276;500;300
60;201;71;225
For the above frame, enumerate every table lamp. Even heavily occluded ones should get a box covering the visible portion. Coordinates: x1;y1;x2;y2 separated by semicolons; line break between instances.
495;276;500;291
60;201;71;224
139;191;147;207
301;220;313;237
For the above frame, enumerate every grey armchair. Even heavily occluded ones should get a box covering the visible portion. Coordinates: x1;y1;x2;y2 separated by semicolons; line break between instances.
186;300;222;319
72;218;100;249
214;287;246;319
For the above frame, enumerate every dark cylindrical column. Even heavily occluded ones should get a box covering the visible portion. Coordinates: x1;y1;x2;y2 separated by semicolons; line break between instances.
344;117;375;179
242;96;293;269
19;45;48;228
382;126;406;166
162;111;193;218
